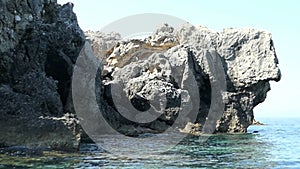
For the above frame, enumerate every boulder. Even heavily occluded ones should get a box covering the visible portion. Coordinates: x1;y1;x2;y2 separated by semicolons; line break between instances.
179;122;202;136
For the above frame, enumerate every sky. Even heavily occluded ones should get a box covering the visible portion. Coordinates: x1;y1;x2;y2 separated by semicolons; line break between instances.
57;0;300;118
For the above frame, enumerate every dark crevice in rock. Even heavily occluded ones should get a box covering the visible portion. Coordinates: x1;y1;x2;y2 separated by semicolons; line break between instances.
130;94;151;112
187;50;212;125
45;49;72;106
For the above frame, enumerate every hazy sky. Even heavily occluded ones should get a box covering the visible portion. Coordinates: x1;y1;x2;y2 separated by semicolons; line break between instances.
58;0;300;118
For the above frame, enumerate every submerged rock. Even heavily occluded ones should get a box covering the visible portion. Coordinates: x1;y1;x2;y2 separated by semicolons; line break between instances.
86;24;281;134
0;0;85;150
179;122;202;136
252;119;265;125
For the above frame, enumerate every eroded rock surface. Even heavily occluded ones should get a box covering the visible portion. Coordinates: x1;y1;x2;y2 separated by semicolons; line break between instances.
86;24;281;134
0;0;85;150
0;0;281;149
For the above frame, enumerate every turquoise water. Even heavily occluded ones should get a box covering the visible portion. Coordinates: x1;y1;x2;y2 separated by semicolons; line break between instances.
0;117;299;168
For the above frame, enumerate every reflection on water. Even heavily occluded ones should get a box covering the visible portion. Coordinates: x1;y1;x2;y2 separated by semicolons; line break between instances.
0;118;299;169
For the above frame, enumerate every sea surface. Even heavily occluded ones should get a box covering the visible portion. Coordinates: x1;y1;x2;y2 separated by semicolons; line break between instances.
0;117;299;169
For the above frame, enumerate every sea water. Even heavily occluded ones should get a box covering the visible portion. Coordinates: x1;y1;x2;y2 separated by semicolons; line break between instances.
0;117;299;169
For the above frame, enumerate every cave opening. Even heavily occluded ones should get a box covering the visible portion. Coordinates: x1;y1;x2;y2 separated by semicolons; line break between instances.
45;50;71;107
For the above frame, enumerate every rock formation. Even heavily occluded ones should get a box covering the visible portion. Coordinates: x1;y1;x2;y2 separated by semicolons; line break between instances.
86;24;281;135
0;0;281;150
252;119;265;125
0;0;85;150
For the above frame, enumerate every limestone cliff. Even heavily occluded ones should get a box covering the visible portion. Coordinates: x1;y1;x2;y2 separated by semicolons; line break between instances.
0;0;281;150
86;24;281;134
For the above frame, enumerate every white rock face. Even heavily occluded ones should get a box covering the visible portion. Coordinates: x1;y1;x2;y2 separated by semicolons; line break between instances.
85;31;121;60
86;23;281;134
